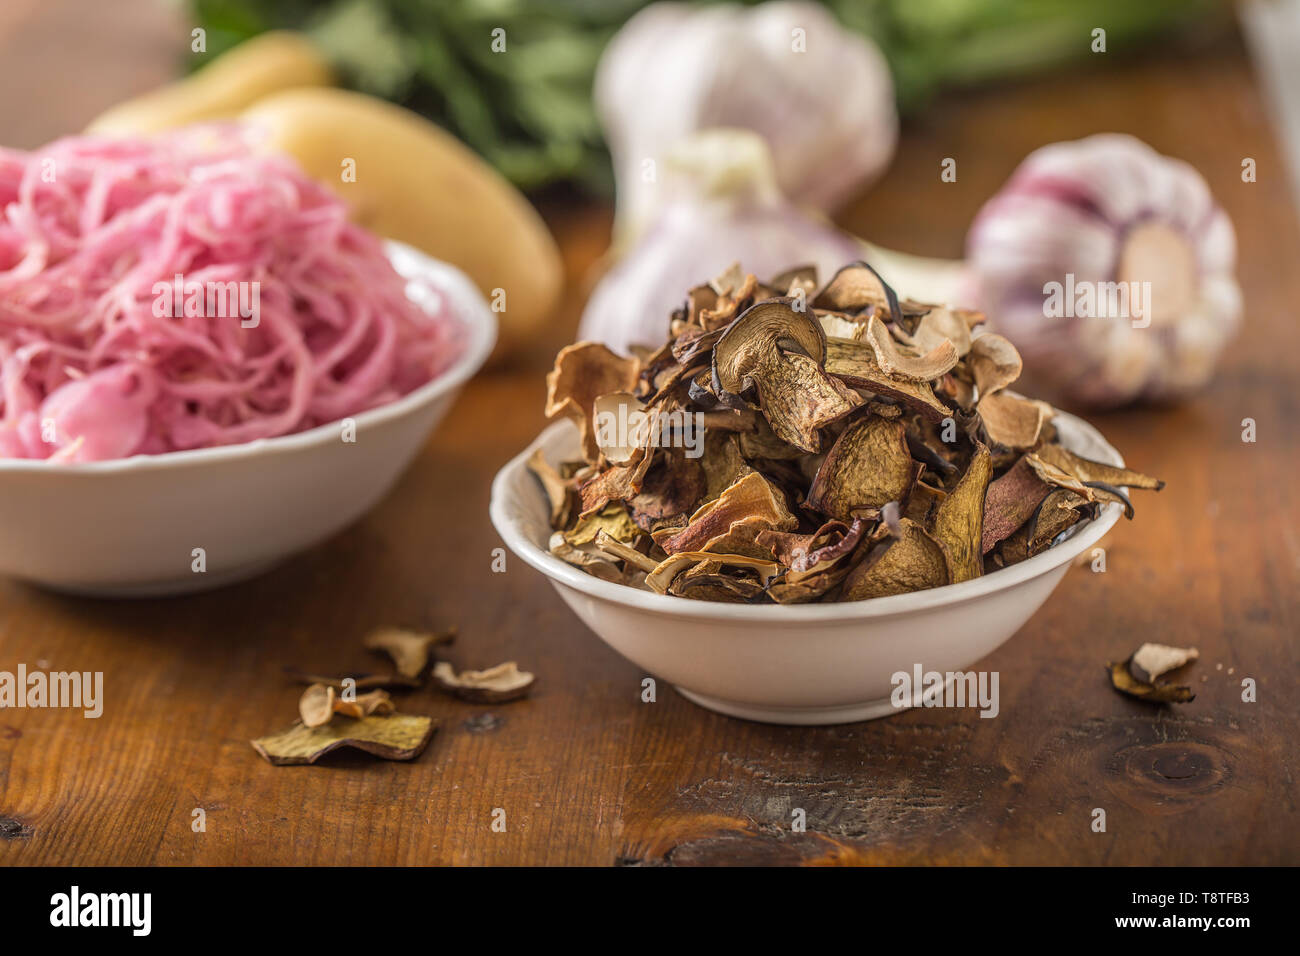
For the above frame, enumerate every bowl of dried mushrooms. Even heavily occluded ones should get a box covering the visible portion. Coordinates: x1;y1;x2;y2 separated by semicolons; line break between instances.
490;262;1163;724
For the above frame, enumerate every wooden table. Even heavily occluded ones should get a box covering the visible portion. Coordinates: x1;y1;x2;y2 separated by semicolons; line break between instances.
0;4;1295;866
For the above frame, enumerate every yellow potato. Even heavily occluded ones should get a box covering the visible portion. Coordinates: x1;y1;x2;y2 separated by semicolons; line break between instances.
87;31;333;135
243;88;563;350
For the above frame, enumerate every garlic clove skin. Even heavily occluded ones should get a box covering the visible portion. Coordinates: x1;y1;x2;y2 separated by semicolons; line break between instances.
597;1;897;245
966;133;1241;408
577;129;862;356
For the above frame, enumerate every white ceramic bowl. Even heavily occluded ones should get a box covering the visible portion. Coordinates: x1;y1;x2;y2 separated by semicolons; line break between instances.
491;412;1125;725
0;242;495;597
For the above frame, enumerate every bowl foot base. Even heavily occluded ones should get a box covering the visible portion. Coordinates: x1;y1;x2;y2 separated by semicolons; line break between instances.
674;686;910;725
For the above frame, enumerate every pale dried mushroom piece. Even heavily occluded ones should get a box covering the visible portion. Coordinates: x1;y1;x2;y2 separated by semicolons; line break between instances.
1130;643;1199;684
807;416;918;522
813;261;901;322
432;661;536;703
545;342;641;462
977;391;1053;449
564;502;640;547
252;714;436;765
966;333;1023;398
711;299;861;452
591;529;659;573
895;305;978;358
299;683;336;728
363;627;456;680
863;315;959;383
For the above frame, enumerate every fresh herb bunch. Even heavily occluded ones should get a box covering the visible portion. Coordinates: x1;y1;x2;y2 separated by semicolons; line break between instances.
191;0;1225;191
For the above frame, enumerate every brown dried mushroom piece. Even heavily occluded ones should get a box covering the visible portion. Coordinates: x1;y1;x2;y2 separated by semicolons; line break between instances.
807;416;918;522
978;391;1053;449
823;338;952;422
646;551;782;595
658;471;797;557
930;443;992;582
432;661;536;703
712;299;861;452
967;333;1023;398
364;627;456;680
526;447;574;528
1031;443;1165;491
813;261;901;322
863;315;959;383
841;519;950;601
545;342;641;462
1107;644;1197;704
252;714;436;765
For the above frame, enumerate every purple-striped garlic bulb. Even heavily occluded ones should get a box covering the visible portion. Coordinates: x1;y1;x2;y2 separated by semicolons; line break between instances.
967;134;1241;407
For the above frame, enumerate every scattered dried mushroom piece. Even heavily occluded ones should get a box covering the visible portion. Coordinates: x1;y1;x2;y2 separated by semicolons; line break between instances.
432;661;536;703
1108;642;1199;704
363;627;456;680
533;261;1164;604
252;714;436;765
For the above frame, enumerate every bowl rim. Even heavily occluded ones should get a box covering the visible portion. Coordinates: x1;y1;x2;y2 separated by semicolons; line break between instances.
0;240;496;475
490;416;1125;623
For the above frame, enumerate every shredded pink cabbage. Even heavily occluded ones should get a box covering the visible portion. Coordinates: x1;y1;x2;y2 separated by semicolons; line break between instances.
0;128;464;462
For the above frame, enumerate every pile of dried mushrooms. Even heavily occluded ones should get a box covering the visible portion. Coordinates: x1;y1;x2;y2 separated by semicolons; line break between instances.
533;262;1164;604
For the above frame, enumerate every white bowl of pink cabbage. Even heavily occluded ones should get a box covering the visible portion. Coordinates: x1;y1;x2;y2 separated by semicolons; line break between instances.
0;132;495;595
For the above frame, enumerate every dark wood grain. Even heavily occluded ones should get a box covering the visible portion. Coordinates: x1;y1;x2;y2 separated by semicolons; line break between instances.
0;3;1295;866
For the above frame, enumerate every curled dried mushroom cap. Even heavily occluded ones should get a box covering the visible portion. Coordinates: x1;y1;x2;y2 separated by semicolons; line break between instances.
432;661;536;703
537;261;1164;604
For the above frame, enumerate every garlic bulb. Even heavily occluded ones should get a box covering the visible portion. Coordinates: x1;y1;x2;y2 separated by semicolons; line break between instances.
577;129;862;355
966;134;1241;407
597;1;897;243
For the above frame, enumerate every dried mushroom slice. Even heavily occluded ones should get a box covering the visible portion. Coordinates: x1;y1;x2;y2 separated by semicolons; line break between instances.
808;416;918;522
823;339;951;422
591;392;651;464
659;471;797;557
549;532;622;582
252;714;436;765
1130;643;1199;684
565;502;640;547
591;529;659;573
817;311;868;342
813;261;901;323
363;627;455;680
645;551;782;595
755;518;865;574
526;447;573;528
864;315;959;382
432;661;535;703
700;431;755;502
545;342;641;462
577;447;656;517
1108;645;1198;704
841;519;950;601
712;299;861;452
332;689;396;720
1031;444;1165;491
981;455;1053;554
628;447;707;530
966;333;1023;399
999;488;1094;562
896;305;977;358
299;683;336;728
670;560;768;602
977;391;1052;449
931;442;991;582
